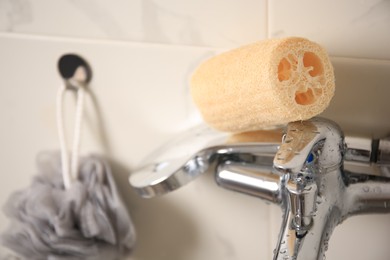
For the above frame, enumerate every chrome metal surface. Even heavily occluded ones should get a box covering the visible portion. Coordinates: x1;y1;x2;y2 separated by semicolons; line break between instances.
344;136;373;164
129;125;279;198
274;118;344;173
216;161;280;203
378;138;390;165
272;118;346;260
129;117;390;259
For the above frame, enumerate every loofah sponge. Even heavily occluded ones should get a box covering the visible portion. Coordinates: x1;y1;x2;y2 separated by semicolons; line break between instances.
190;37;335;133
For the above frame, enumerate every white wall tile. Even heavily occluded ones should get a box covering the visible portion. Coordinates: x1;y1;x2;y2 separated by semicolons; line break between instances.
321;58;390;138
0;0;267;48
269;0;390;59
327;215;390;260
128;172;273;260
0;34;273;259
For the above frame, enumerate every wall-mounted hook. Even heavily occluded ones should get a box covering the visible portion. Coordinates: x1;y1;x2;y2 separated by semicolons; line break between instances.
56;53;91;189
58;54;92;89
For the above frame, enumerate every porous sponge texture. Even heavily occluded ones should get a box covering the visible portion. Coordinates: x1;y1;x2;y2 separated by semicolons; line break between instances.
190;37;335;133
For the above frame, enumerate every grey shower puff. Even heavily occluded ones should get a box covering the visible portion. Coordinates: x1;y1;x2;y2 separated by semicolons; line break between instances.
1;152;136;260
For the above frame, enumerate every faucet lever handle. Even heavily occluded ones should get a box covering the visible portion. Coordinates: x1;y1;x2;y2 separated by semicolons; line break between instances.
274;118;345;173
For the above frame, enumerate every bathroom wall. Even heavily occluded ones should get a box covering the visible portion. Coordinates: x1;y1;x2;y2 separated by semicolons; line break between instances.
1;0;390;259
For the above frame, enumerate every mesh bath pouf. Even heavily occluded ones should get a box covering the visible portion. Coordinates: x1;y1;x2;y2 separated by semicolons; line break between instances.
1;55;136;259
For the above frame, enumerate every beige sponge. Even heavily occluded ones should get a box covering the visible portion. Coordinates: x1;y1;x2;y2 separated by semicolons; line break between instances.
190;37;335;133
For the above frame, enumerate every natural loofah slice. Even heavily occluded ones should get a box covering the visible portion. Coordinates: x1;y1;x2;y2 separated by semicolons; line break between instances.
190;37;335;133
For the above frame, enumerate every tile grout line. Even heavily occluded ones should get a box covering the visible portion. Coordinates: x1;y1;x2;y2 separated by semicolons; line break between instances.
0;32;224;52
265;0;270;39
266;2;273;257
329;55;390;64
268;205;275;259
266;0;271;253
1;33;390;63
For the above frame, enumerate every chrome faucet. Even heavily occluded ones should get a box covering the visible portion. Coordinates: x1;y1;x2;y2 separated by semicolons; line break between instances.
129;117;390;260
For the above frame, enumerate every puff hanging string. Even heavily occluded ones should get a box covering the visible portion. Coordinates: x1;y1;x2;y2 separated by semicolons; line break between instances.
1;54;136;259
56;71;85;190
